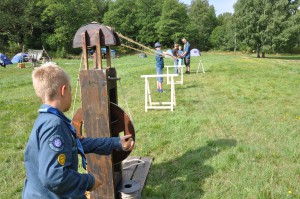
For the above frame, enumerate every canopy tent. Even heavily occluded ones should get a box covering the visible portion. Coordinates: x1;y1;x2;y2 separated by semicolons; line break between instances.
11;52;28;63
190;48;205;74
0;53;13;66
28;49;44;61
190;48;201;56
28;47;51;66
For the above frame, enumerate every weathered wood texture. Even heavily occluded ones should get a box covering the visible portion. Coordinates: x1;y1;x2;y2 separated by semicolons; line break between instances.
80;69;118;199
122;156;153;198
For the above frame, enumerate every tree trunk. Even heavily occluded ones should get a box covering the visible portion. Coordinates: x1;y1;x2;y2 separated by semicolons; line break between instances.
256;45;260;58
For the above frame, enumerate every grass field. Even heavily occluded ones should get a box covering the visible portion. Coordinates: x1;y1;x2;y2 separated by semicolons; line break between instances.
0;52;299;198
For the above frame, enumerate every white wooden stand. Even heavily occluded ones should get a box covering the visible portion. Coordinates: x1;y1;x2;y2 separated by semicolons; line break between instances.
196;60;205;74
165;59;184;85
141;74;178;112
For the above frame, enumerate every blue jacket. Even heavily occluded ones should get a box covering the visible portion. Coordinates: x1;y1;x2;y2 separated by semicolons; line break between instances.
183;42;191;58
22;104;122;199
155;49;164;69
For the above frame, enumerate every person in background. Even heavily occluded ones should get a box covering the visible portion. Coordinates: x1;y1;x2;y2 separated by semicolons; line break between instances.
181;38;191;74
172;43;180;74
22;63;134;199
154;42;176;93
178;46;184;73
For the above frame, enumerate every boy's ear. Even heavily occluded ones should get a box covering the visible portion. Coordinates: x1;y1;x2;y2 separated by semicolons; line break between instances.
61;85;67;96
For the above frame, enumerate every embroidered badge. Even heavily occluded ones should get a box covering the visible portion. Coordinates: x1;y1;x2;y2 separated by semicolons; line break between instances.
58;154;66;166
48;135;65;152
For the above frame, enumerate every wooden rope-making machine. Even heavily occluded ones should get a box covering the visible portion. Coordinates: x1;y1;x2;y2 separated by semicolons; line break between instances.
71;22;152;199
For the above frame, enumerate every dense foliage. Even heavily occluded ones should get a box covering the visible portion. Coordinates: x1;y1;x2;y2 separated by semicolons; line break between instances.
234;0;300;56
0;0;299;56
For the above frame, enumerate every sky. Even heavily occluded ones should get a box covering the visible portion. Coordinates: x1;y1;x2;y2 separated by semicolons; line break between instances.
180;0;237;16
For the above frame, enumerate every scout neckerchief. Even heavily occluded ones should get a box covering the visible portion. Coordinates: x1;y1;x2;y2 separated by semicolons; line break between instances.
38;106;87;170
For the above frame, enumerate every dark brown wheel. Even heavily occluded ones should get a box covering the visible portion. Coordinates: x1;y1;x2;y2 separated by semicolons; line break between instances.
71;102;135;164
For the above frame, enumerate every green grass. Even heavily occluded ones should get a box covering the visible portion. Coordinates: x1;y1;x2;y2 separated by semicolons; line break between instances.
0;52;299;198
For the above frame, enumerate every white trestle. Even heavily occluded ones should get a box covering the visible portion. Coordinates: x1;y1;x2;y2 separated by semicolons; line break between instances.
141;74;178;112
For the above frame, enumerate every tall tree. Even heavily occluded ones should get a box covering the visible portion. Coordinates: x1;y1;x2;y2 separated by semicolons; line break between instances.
234;0;300;56
40;0;107;52
156;0;189;47
210;13;236;51
103;0;139;40
189;0;218;50
0;0;29;52
135;0;163;46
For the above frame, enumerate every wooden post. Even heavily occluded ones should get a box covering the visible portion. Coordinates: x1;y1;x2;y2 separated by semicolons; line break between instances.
79;68;122;199
81;32;89;70
96;31;103;69
106;46;111;68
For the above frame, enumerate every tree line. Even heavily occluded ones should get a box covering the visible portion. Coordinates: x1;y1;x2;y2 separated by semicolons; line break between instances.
0;0;299;57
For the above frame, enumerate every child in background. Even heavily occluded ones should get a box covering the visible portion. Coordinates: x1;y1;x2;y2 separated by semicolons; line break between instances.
22;63;134;199
154;42;176;93
172;43;181;74
178;45;184;73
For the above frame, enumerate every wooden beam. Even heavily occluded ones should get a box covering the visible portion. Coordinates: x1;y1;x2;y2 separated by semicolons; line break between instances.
96;31;103;69
81;32;89;70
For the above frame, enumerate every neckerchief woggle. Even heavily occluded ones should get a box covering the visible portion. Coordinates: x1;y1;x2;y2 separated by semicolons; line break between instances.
38;107;87;170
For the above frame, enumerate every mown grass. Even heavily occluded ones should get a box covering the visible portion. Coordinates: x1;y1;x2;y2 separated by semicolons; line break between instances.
0;52;299;198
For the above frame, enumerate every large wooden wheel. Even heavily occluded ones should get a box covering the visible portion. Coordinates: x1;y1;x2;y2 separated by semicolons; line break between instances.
72;102;135;164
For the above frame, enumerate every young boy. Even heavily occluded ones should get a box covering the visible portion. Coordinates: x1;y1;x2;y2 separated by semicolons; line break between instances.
154;42;176;93
22;63;134;199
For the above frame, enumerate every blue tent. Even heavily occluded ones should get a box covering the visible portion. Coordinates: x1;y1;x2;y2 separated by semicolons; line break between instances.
0;53;13;65
11;52;28;63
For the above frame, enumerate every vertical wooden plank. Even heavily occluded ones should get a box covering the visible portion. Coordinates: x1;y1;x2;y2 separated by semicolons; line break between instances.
171;76;174;111
144;78;147;112
106;46;111;68
96;31;102;69
81;32;89;70
79;70;115;199
147;79;152;105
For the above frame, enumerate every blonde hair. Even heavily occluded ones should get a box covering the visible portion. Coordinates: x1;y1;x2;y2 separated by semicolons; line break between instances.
32;63;70;102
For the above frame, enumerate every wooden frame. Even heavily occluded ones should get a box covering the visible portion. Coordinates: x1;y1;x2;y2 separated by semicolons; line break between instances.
165;59;184;85
196;60;205;74
141;74;178;112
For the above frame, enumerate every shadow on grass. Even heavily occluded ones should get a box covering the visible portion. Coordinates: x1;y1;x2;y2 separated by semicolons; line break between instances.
143;138;237;198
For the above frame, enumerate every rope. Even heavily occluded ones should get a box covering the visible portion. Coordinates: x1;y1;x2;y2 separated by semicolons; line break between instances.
111;57;134;122
121;44;155;56
117;32;155;53
71;54;83;118
118;79;134;122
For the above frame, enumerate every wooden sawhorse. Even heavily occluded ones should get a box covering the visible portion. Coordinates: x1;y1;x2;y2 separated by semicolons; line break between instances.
196;60;205;74
165;64;184;85
141;74;178;112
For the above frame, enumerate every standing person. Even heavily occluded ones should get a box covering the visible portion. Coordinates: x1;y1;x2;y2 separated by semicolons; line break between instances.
181;38;191;74
22;63;134;199
154;42;176;93
172;43;180;74
177;46;184;73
